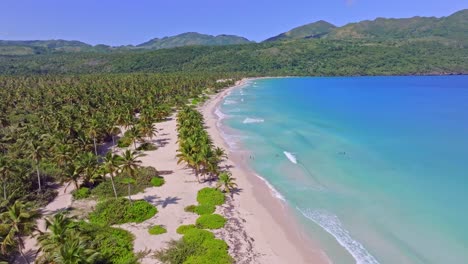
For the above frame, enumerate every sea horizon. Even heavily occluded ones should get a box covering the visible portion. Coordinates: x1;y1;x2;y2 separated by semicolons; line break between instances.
216;75;468;264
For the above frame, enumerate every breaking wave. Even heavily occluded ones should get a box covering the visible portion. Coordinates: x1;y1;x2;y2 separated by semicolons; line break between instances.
243;118;264;124
298;208;380;264
283;151;297;164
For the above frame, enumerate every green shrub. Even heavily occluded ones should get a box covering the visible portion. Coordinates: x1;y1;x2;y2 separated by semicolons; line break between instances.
117;136;132;148
89;198;157;226
151;176;165;187
72;187;90;200
176;224;196;234
153;239;199;264
184;205;197;213
194;204;215;215
137;142;157;151
197;187;225;206
149;225;167;235
183;229;215;244
78;221;137;264
195;214;226;229
155;229;232;264
125;200;158;223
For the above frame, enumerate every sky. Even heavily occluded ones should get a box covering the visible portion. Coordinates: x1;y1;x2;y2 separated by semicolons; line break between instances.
0;0;466;45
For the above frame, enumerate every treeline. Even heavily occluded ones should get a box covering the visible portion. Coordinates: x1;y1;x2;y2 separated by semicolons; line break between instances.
0;38;466;76
0;73;236;262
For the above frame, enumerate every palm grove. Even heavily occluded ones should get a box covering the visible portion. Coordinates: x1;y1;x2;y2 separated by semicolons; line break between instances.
0;73;238;263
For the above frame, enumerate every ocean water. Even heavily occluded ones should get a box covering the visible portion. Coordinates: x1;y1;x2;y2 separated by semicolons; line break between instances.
217;76;468;264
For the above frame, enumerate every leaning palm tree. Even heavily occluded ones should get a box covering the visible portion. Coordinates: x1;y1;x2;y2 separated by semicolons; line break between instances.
216;171;238;195
102;152;123;198
28;140;47;192
0;201;41;264
127;126;142;150
60;163;81;192
120;150;143;202
0;156;16;200
88;119;100;156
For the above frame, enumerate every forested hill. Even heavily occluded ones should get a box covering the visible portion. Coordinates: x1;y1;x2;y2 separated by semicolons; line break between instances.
1;38;466;76
264;9;468;42
0;9;466;76
136;32;252;49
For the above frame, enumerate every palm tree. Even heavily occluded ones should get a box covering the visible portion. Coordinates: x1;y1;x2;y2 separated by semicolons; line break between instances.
127;126;142;150
28;141;47;192
75;152;99;185
102;152;123;198
120;150;143;202
88;119;100;156
216;171;237;195
0;201;41;264
108;125;121;150
0;156;16;200
52;143;74;169
37;213;73;256
139;121;158;143
61;163;81;191
51;234;100;264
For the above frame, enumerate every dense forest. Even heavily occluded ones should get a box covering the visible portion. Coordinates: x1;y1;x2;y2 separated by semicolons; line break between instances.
0;38;466;76
0;73;236;263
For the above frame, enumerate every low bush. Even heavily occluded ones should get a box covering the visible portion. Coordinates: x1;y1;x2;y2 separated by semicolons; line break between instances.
137;142;157;151
195;214;226;229
153;239;199;264
184;205;197;213
194;204;215;215
149;225;167;235
155;229;232;264
72;187;90;200
197;187;225;206
183;228;215;244
176;224;196;234
89;198;157;226
151;176;165;187
117;136;132;148
78;221;137;264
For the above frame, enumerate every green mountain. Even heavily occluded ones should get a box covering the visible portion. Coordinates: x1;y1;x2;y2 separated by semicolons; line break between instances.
325;9;468;41
264;20;337;42
0;39;105;55
136;32;252;49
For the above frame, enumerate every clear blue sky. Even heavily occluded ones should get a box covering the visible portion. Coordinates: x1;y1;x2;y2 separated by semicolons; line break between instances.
0;0;466;45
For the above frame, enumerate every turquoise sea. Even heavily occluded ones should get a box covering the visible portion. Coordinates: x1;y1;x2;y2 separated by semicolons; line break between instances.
217;76;468;264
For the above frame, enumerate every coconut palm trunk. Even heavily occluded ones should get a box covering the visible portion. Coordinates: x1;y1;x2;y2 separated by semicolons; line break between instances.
109;173;118;198
93;137;98;156
18;238;29;264
36;163;42;192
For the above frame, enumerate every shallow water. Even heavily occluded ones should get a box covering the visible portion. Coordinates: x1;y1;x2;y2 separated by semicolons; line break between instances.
218;76;468;264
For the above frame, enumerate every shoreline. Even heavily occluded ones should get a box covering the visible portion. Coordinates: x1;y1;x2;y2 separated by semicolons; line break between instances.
200;78;330;263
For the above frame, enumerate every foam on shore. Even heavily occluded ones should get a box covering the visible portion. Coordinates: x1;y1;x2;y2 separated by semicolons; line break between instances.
298;208;380;264
254;173;286;202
